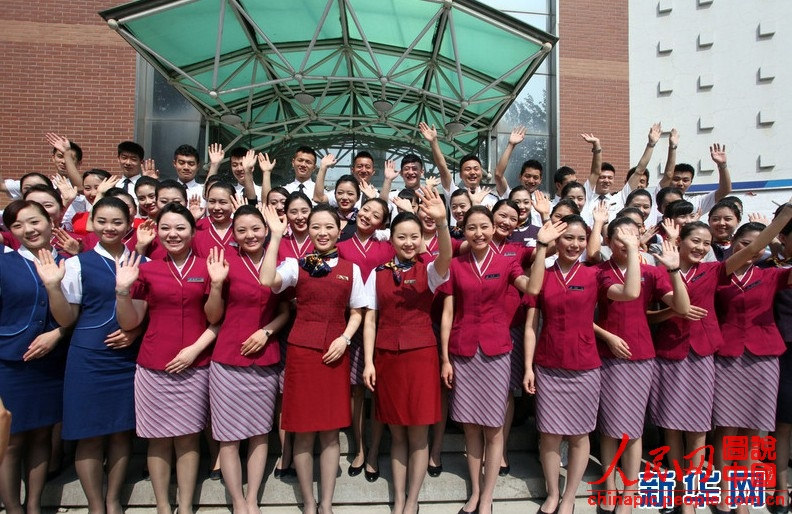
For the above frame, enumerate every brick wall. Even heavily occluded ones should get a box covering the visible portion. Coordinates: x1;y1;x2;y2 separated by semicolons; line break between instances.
558;1;630;186
0;1;137;199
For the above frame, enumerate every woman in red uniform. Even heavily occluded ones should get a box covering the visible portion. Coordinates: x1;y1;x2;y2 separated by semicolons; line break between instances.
278;192;314;262
439;206;565;514
336;197;394;481
115;203;218;514
362;187;450;514
193;181;240;257
593;216;690;514
260;204;368;514
204;205;291;514
524;215;642;514
710;206;792;514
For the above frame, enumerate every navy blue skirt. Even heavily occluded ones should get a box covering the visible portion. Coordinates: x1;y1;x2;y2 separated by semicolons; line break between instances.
0;356;65;434
62;345;136;440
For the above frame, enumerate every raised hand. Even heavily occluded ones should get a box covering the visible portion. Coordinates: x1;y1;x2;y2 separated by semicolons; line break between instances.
142;159;159;179
23;328;62;361
580;133;600;146
241;148;256;172
320;153;337;169
669;128;679;147
208;143;225;165
648;123;662;145
136;219;156;247
662;218;679;241
640;224;659;248
424;176;440;190
206;247;229;285
470;186;492;206
115;252;142;291
188;194;204;220
614;226;640;251
748;212;770;225
418;185;447;222
654;239;681;271
359;179;378;199
418;122;437;143
257;152;276;174
536;220;568;245
229;194;242;213
51;174;77;206
52;228;81;256
240;329;271;356
592;200;609;225
710;143;727;167
97;176;120;197
509;126;526;145
260;204;286;236
383;159;398;181
391;196;415;214
34;248;65;288
533;191;550;218
45;132;72;156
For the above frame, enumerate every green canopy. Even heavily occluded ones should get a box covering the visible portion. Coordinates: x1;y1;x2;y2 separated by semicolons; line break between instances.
100;0;556;163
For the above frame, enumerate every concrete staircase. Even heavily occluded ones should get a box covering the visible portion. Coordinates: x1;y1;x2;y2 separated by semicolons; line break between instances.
40;412;643;511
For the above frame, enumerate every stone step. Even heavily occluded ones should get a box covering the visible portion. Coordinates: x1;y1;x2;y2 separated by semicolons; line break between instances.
42;450;604;509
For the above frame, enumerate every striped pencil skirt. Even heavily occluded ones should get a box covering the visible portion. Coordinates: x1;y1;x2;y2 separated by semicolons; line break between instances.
713;352;779;432
449;349;510;428
134;365;210;438
535;365;601;436
649;353;714;433
209;361;279;441
598;358;654;439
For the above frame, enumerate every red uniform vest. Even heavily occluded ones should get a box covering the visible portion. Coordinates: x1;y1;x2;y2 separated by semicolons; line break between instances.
374;262;436;351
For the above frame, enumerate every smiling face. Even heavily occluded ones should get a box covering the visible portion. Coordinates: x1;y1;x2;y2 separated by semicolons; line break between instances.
308;211;340;252
156;188;186;211
556;222;588;264
520;167;542;193
334;181;359;213
563;187;586;211
173;154;199;183
82;174;105;205
627;195;652;221
708;207;739;243
464;211;495;252
92;205;131;247
136;185;158;218
118;151;141;178
509;190;532;223
450;194;471;224
492;205;519;240
52;148;78;174
292;151;316;182
679;227;712;265
352;156;375;183
10;206;53;251
286;198;311;235
25;191;63;227
400;162;423;189
731;229;764;265
206;187;233;225
460;158;482;190
267;191;287;217
595;170;615;195
233;213;267;255
157;212;194;256
391;219;422;261
230;156;246;183
356;200;386;236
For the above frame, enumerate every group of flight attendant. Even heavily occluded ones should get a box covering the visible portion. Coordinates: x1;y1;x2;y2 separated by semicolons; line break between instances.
0;132;791;514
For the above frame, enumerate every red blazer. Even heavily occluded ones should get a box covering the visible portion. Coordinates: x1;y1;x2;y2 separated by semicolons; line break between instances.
212;251;281;366
374;262;436;351
133;254;212;370
438;251;523;357
596;261;672;360
490;240;534;327
288;259;354;351
533;262;605;370
193;218;236;258
653;261;725;360
715;265;791;357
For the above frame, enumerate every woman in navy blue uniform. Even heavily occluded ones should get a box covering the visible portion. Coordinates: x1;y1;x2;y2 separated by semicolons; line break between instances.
0;200;68;514
39;197;142;514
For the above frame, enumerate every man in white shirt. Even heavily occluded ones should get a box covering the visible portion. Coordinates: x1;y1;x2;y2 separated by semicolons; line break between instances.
1;135;83;200
206;144;261;202
282;146;319;200
172;144;205;201
116;141;146;199
492;127;546;225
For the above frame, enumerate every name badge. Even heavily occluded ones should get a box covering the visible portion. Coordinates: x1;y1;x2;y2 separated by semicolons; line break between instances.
484;273;501;280
404;279;417;284
187;277;205;283
743;281;761;292
690;272;706;283
504;252;516;257
640;277;646;282
568;285;584;291
336;275;350;281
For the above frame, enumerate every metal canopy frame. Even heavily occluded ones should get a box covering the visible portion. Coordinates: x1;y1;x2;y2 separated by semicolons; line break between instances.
101;0;557;164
